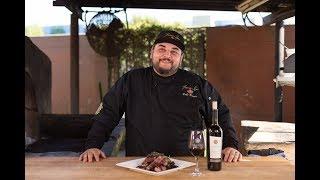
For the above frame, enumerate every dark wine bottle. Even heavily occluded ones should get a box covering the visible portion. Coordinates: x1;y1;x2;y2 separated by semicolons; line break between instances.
207;101;223;171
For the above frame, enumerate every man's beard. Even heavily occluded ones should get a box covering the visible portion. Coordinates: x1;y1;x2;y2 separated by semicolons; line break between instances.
153;59;179;76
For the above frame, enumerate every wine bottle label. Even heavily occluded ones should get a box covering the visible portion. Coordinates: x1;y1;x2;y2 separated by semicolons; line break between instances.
209;136;222;159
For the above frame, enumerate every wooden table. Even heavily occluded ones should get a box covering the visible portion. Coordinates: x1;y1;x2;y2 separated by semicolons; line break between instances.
25;156;294;180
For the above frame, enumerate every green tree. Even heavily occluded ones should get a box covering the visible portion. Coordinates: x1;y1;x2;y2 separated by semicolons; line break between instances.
25;25;44;36
50;26;66;34
117;16;206;78
129;16;185;29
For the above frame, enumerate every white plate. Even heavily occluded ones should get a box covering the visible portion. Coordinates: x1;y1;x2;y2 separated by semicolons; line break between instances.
116;157;195;176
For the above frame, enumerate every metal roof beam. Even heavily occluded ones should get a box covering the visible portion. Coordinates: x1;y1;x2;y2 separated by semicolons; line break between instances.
263;8;295;25
53;0;240;11
53;0;83;20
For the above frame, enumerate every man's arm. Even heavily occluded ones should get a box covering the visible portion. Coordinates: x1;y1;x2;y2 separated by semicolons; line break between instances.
201;81;242;162
215;93;239;150
85;74;128;150
202;81;239;150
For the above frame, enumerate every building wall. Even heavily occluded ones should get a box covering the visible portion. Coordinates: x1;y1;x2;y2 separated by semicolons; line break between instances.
30;35;108;114
30;25;295;136
205;25;295;146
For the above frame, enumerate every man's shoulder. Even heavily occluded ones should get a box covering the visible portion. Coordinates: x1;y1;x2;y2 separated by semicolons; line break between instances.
178;69;216;90
179;69;205;82
124;67;151;77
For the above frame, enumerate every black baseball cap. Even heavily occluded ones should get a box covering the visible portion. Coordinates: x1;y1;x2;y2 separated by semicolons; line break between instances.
153;30;185;51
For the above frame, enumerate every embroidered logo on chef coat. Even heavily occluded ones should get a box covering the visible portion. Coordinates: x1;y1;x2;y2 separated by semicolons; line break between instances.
182;85;198;98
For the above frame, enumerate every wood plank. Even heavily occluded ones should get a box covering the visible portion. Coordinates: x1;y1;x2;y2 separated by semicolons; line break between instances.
25;156;294;180
245;143;295;165
247;132;294;143
241;120;295;132
263;8;295;25
241;120;295;165
241;120;295;143
53;0;240;11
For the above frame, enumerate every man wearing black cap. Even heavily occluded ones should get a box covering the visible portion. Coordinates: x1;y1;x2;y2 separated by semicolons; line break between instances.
79;30;242;163
151;30;185;77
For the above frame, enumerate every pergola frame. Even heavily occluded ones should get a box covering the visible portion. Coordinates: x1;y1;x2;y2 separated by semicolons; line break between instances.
52;0;294;122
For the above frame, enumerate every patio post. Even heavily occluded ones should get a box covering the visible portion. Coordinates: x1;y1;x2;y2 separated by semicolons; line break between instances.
70;12;79;114
274;20;284;122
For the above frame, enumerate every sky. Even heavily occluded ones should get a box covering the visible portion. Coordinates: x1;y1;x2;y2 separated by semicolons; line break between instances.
25;0;295;27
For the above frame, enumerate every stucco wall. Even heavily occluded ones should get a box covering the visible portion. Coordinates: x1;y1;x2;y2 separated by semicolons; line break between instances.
30;35;108;114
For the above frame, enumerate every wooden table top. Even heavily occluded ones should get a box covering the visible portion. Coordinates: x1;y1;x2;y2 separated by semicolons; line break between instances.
25;156;294;180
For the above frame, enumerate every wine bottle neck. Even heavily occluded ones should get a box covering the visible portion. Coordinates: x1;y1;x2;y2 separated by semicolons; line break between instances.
212;109;218;125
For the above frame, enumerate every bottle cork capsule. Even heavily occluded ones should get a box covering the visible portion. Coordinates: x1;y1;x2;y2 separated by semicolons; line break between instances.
212;101;217;110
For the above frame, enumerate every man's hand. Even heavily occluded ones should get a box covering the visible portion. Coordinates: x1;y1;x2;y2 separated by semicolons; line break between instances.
79;148;107;162
222;147;242;162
